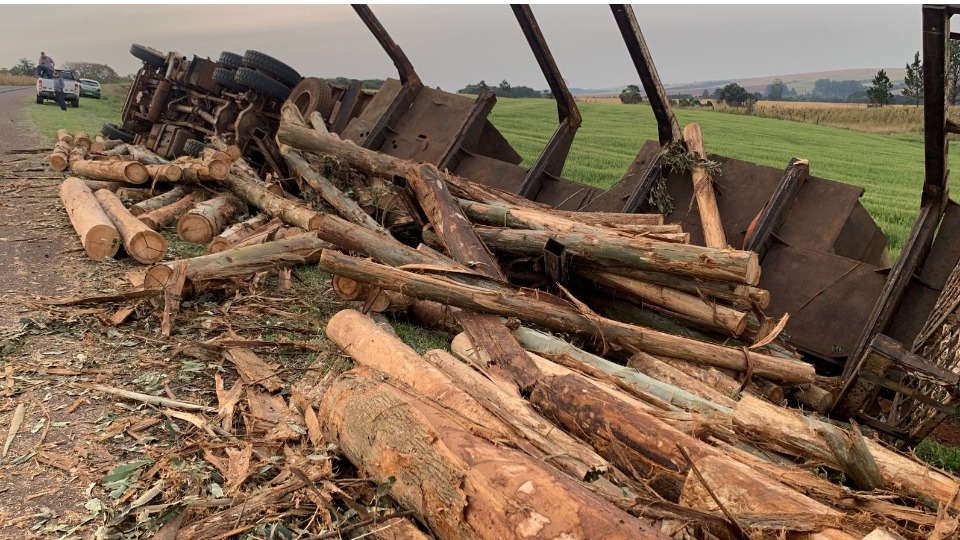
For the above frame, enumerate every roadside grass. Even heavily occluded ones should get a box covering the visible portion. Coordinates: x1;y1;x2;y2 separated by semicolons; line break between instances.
489;98;960;260
26;83;126;145
0;73;36;86
914;438;960;473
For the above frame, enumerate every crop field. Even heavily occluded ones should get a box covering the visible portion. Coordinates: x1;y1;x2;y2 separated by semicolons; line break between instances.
489;98;960;260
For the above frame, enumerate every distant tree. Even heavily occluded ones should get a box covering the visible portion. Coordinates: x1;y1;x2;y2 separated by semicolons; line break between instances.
868;69;894;107
619;84;643;104
902;51;924;106
950;41;960;105
498;79;512;95
812;79;864;100
701;88;710;99
715;82;752;106
60;61;120;82
9;57;34;76
765;78;789;101
458;79;539;98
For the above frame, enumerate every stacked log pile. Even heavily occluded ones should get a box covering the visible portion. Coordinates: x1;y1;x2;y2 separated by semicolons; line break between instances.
44;125;960;539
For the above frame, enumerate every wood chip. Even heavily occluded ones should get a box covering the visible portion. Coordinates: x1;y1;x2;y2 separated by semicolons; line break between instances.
3;403;25;457
224;348;284;392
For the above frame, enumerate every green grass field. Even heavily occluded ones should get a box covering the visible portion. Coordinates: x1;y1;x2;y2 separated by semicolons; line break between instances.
489;98;958;260
26;83;125;145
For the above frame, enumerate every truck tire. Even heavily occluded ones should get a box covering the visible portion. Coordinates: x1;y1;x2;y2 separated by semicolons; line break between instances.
183;139;206;157
71;98;79;108
242;50;300;88
212;68;244;92
218;51;243;70
235;67;292;102
288;78;334;120
101;123;135;144
36;96;43;105
130;44;166;68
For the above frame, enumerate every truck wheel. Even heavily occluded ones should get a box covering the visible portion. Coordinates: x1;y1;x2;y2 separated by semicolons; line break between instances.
101;123;135;144
218;51;243;70
36;96;43;105
235;67;292;102
183;139;206;157
212;68;244;92
130;44;166;68
242;50;300;88
71;99;79;108
289;78;334;119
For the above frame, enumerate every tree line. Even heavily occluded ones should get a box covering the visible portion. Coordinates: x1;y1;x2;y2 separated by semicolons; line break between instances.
2;57;125;82
458;79;544;98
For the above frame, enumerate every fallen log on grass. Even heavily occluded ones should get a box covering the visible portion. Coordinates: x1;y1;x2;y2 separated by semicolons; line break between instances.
89;139;123;154
220;173;324;231
71;159;149;184
176;194;246;243
56;128;73;146
207;214;271;253
138;191;209;231
94;189;168;264
129;187;191;216
73;131;92;153
59;177;120;261
48;140;72;171
145;163;182;183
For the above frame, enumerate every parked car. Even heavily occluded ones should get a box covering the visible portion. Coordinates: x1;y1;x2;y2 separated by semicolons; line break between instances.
78;78;101;99
36;70;80;107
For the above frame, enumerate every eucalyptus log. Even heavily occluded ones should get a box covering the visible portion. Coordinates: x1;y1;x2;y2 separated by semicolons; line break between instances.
102;144;130;156
48;140;72;171
68;143;87;166
650;355;779;403
144;234;332;290
548;210;664;227
733;395;960;510
220;173;324;231
81;179;129;192
128;145;168;165
115;187;160;203
145;164;182;183
318;367;664;540
584;266;769;308
318;250;815;384
94;189;168;264
176;194;245;243
457;198;680;236
207;214;271;253
56;129;73;146
476;227;760;285
71;159;149;184
625;351;737;408
90;139;123;154
59;177;120;261
792;384;835;414
177;160;230;182
200;147;232;164
130;187;191;216
591;269;748;335
138;191;208;230
73;131;92;152
684;123;726;248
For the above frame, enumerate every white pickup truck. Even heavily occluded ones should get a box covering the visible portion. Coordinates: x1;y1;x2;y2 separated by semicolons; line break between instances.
36;70;80;107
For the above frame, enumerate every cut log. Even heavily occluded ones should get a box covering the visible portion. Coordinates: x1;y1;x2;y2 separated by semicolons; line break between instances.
68;143;87;167
220;173;324;231
48;140;72;171
81;179;130;192
587;265;771;309
90;139;123;154
59;177;120;261
684;123;726;248
318;250;815;384
176;194;245;243
792;384;835;414
200;147;232;164
318;366;666;540
102;143;130;156
177;160;230;182
650;355;776;402
128;145;168;165
73;131;92;152
94;189;168;264
56;129;73;146
207;214;271;253
143;234;332;290
129;187;191;217
138;191;209;231
591;269;748;335
115;187;160;203
475;226;760;285
625;351;738;408
548;210;663;227
145;164;182;183
71;160;149;184
282;146;388;234
733;395;960;510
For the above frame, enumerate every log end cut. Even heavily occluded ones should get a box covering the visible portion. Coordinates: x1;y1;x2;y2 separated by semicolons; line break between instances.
84;224;121;261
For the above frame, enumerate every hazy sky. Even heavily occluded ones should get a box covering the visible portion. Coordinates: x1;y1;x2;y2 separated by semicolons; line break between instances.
0;4;922;90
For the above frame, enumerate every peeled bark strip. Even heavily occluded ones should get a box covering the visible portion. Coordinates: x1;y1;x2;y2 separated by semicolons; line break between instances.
735;396;960;510
318;250;815;384
592;269;748;335
177;194;245;243
684;123;727;248
318;367;665;540
282;147;388;234
59;177;120;261
143;234;332;290
207;214;271;253
220;173;324;231
71;159;149;184
475;226;760;286
145;163;182;183
48;140;72;171
138;191;208;231
56;128;73;146
73;131;92;152
130;187;191;217
94;189;168;264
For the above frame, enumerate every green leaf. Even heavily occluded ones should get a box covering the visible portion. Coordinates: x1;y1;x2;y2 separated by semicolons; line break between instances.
102;458;152;484
208;482;224;498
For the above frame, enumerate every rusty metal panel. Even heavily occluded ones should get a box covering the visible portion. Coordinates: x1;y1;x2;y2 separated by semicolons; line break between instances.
341;78;402;143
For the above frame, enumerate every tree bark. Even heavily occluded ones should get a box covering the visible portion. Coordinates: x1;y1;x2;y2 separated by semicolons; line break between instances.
130;187;191;216
71;160;149;184
207;214;271;253
318;366;665;540
475;226;760;285
48;140;72;171
138;191;208;231
56;129;73;146
73;131;92;152
68;143;87;167
317;249;815;384
176;159;230;182
59;177;120;261
684;123;726;248
145;164;182;183
585;265;770;309
128;145;168;165
94;189;168;264
176;194;246;243
219;173;324;231
90;139;123;154
626;351;738;408
81;179;130;192
115;187;158;203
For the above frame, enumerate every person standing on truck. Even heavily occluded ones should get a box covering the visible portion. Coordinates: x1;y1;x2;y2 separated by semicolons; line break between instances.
37;52;55;78
52;72;66;111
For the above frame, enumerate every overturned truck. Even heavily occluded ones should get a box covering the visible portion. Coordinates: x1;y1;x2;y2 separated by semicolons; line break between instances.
109;4;960;444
